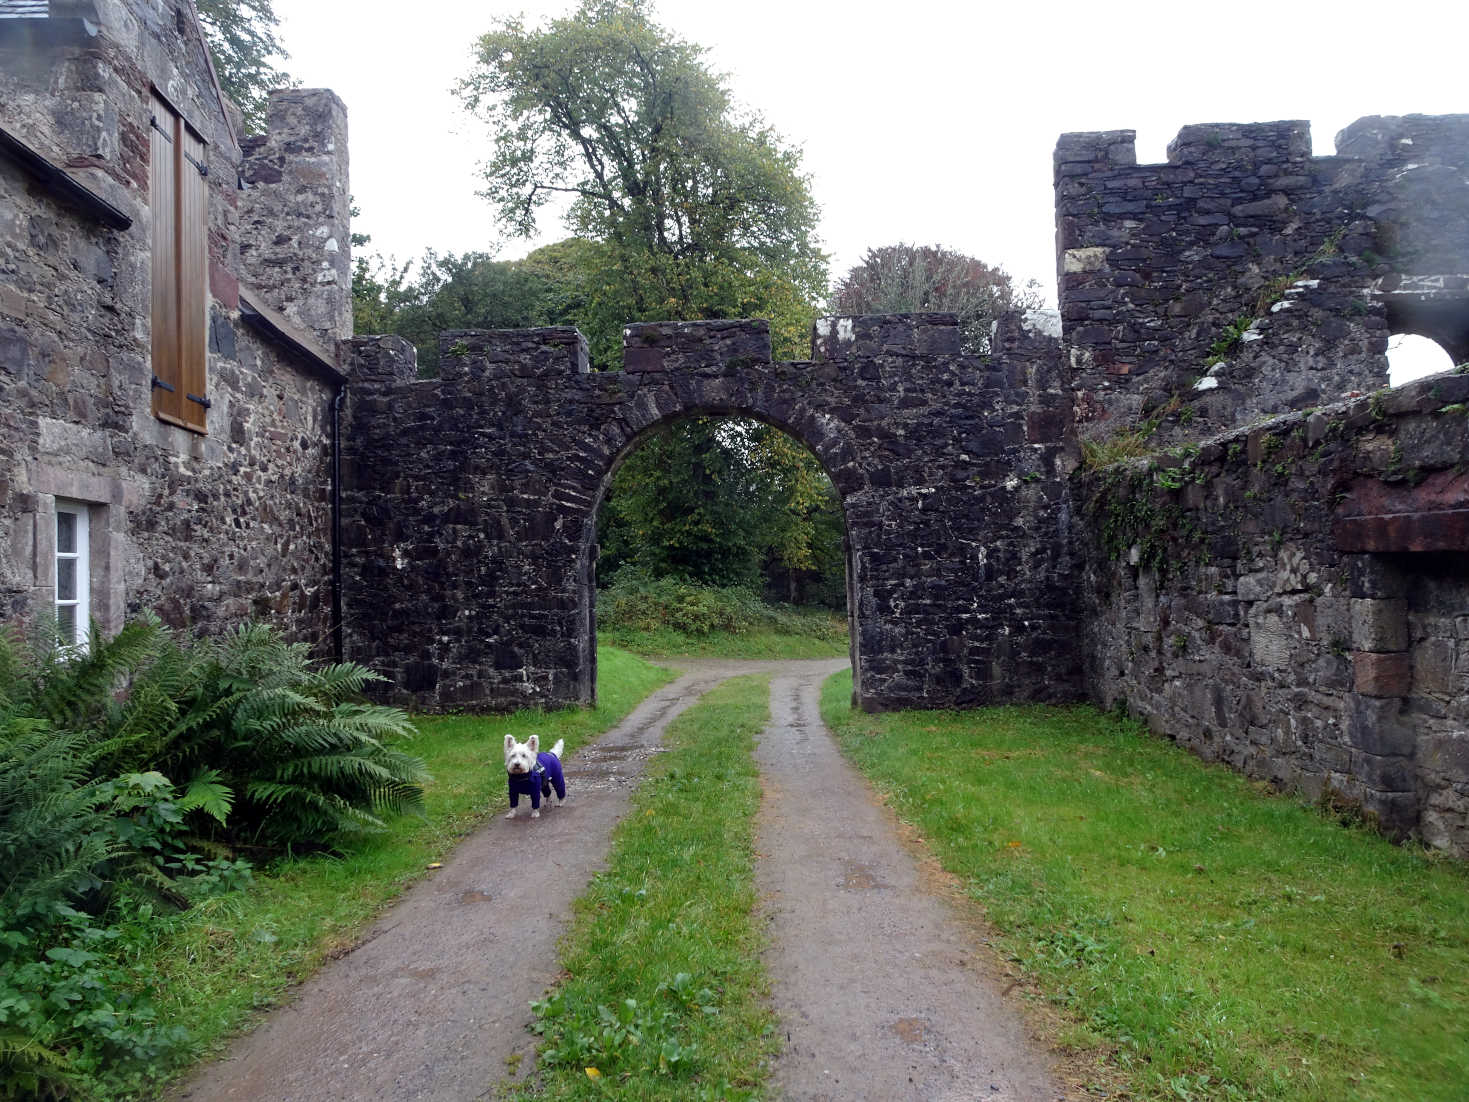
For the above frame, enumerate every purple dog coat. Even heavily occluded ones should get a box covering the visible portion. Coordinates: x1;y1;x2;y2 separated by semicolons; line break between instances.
507;752;566;810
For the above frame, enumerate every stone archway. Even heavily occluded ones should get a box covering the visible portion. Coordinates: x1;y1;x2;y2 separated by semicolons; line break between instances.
340;313;1081;713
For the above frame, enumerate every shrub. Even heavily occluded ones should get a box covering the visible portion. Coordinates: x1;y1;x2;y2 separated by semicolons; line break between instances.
599;575;844;644
0;616;427;1098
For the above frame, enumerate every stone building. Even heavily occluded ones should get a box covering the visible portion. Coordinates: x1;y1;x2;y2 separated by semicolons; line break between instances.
0;0;351;650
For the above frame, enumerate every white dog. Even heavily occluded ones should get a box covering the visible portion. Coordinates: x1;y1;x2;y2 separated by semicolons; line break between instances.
503;734;567;819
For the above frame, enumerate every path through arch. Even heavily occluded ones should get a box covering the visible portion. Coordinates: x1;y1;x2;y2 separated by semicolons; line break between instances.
340;314;1081;715
172;659;1065;1101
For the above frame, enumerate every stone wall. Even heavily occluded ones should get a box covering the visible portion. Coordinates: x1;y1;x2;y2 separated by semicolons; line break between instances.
1055;115;1469;442
1078;371;1469;856
340;313;1080;713
0;1;349;645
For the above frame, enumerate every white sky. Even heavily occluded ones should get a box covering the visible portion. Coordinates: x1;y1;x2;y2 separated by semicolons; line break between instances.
273;0;1464;377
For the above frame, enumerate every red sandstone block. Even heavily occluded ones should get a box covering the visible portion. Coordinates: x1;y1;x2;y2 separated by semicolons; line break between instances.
1353;650;1411;697
210;257;239;310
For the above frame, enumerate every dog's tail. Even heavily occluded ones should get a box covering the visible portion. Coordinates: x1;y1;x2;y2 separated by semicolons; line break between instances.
548;738;564;759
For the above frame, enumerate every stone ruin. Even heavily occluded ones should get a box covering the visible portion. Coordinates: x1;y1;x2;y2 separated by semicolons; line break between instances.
2;2;1466;854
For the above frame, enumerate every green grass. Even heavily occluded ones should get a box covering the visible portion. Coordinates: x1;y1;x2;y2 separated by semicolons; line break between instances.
599;624;847;659
820;672;1469;1102
508;674;776;1101
130;647;673;1096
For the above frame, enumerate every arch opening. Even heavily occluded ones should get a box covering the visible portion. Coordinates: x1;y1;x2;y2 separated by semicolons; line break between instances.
578;411;855;697
1384;292;1469;385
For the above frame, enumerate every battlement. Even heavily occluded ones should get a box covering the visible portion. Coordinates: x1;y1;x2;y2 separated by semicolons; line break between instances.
622;319;772;372
810;313;961;362
1054;112;1469;439
438;327;589;380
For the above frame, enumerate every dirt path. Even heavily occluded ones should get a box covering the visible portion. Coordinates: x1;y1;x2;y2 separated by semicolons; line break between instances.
173;658;1065;1101
754;668;1062;1101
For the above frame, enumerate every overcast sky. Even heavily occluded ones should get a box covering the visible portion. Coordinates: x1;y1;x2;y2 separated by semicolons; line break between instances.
273;0;1464;375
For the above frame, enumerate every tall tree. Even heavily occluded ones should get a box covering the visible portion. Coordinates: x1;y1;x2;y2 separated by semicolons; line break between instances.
457;0;827;365
196;0;296;134
832;244;1043;356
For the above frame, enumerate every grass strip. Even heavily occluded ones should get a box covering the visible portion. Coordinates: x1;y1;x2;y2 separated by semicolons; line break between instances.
509;674;776;1101
820;671;1469;1102
133;647;673;1094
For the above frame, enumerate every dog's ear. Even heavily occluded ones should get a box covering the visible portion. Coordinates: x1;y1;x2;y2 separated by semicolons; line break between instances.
504;733;516;752
527;733;539;753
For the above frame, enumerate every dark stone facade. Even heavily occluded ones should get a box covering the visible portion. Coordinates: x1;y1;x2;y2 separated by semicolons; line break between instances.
3;10;1467;862
340;313;1080;713
1078;375;1469;856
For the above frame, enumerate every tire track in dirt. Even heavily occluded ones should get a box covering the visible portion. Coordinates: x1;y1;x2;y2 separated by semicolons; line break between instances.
754;667;1065;1101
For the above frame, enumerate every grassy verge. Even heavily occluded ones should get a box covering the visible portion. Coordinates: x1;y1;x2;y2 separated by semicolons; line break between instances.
137;647;673;1092
599;624;846;659
508;674;776;1101
820;671;1469;1102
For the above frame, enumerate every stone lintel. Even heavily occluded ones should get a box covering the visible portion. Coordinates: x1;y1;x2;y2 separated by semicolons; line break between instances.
1335;508;1469;552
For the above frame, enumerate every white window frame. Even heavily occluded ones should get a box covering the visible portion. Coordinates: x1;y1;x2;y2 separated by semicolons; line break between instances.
54;500;90;652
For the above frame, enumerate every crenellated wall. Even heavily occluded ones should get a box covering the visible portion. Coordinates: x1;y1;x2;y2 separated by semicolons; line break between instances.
1054;115;1469;443
340;313;1080;713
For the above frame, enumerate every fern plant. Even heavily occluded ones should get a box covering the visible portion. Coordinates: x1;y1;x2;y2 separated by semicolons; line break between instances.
185;626;428;847
0;717;111;929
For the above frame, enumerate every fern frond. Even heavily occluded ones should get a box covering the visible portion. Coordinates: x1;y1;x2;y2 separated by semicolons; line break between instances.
178;770;234;825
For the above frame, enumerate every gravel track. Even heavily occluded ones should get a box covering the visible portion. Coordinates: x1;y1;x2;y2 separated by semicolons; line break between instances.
172;658;1064;1101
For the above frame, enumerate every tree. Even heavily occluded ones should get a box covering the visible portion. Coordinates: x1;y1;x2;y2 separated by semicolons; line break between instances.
597;418;845;605
831;244;1043;356
457;0;827;365
196;0;296;134
351;248;575;374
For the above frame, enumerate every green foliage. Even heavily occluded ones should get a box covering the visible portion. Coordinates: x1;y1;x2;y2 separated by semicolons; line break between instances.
457;0;827;366
0;721;109;929
0;616;429;1099
599;575;843;641
599;418;845;602
112;649;672;1098
830;243;1043;356
0;909;190;1101
352;249;564;375
195;0;297;134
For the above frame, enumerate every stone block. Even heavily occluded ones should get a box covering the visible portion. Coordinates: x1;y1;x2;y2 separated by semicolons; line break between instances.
1353;651;1411;697
1346;554;1407;599
1344;694;1413;757
1411;637;1457;696
1314;597;1350;648
1419;732;1469;780
1351;598;1408;652
1237;571;1273;602
1361;790;1420;836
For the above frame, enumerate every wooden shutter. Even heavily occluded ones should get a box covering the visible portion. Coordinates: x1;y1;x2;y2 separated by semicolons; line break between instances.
149;93;184;425
177;122;207;432
149;92;208;434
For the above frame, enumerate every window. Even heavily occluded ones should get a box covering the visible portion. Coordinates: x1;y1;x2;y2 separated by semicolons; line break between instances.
150;89;208;433
55;501;89;651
